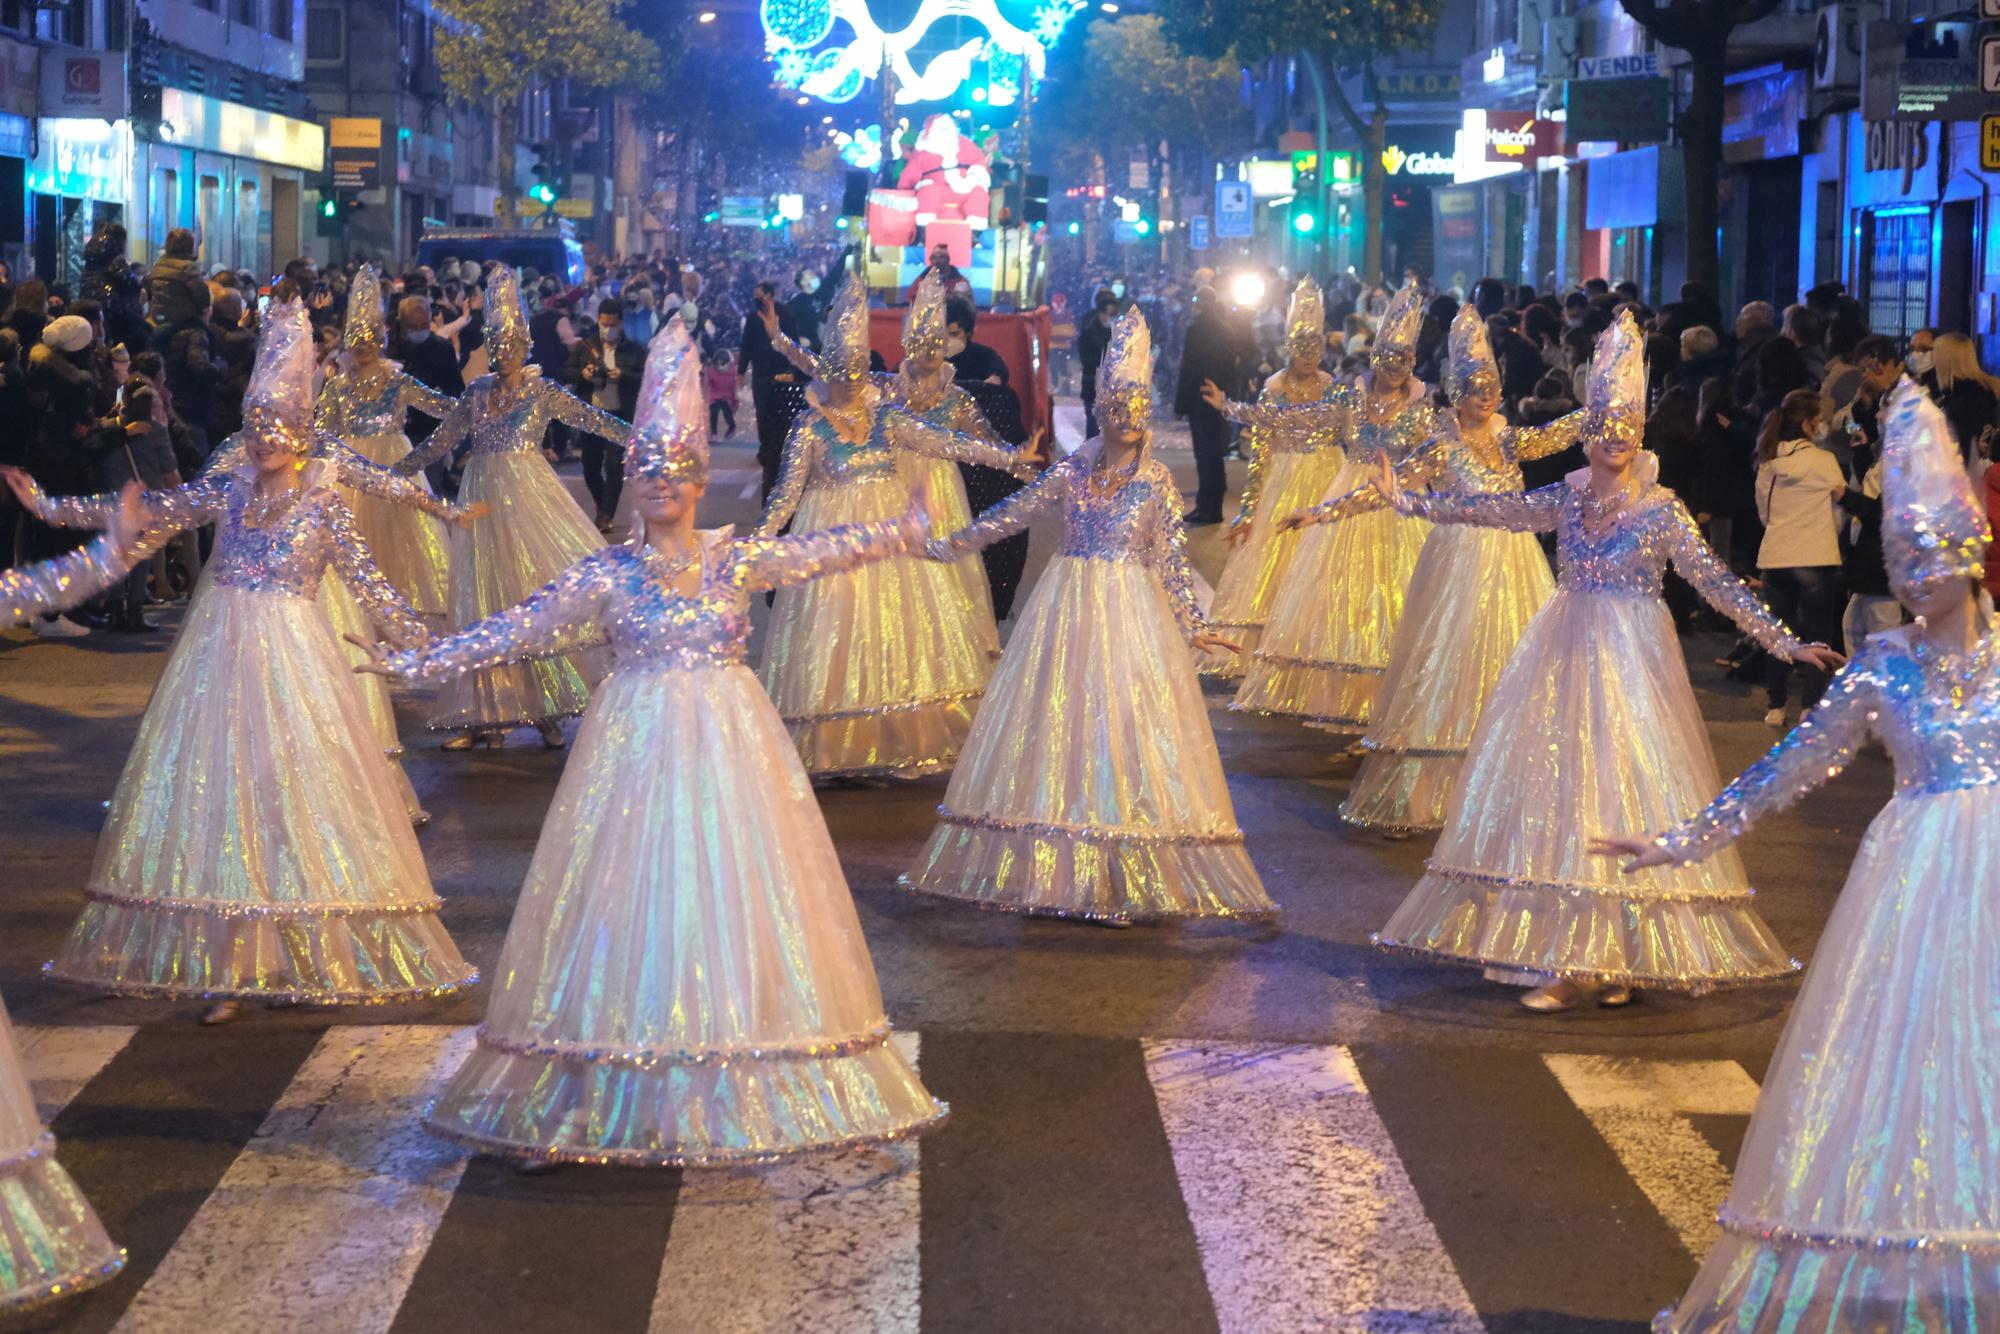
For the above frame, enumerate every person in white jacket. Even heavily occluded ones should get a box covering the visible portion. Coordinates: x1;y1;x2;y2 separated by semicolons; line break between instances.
1754;387;1846;727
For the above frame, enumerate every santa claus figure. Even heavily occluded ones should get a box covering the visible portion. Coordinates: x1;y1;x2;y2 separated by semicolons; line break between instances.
898;114;992;244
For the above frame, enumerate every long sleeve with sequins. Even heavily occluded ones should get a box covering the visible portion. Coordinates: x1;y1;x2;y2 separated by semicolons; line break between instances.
925;459;1074;562
1232;419;1271;528
384;550;613;682
755;416;821;537
1663;500;1806;658
1657;654;1878;864
767;324;822;380
398;374;457;423
543;378;632;445
396;398;472;473
25;472;231;533
1305;431;1450;525
1405;481;1564;533
735;514;919;591
2;531;135;624
318;440;465;520
1144;467;1209;641
1218;383;1351;433
1510;408;1586;461
883;407;1033;478
324;493;431;648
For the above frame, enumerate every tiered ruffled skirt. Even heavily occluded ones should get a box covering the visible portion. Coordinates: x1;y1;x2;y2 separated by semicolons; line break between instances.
900;556;1273;923
425;663;946;1164
45;584;476;1003
1658;785;2000;1330
0;1000;123;1314
1375;588;1797;991
759;473;991;777
1200;446;1347;678
1342;524;1554;834
432;450;607;732
1232;457;1431;729
345;431;453;619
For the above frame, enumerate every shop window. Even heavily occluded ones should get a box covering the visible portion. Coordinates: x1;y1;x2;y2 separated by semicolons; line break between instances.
232;0;257;29
198;175;221;267
270;0;292;41
150;167;179;248
305;5;342;61
236;180;258;277
1863;207;1931;342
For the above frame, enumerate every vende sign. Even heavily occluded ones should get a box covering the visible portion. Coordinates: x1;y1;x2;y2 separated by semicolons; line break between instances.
1484;112;1563;163
1577;53;1661;79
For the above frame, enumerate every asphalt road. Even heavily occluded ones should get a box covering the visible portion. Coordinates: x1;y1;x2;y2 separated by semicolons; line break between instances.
0;424;1891;1334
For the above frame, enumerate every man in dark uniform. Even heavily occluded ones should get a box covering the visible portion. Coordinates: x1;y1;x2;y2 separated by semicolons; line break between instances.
1076;288;1117;440
1173;284;1248;524
739;282;806;500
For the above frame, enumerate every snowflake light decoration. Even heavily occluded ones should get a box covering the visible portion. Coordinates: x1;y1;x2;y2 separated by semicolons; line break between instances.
766;0;1088;107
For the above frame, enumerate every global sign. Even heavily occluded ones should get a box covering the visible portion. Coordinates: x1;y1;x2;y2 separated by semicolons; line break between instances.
1380;144;1455;177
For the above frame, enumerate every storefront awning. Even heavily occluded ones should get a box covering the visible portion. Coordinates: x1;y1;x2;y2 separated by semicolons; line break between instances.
156;87;323;172
1584;145;1684;230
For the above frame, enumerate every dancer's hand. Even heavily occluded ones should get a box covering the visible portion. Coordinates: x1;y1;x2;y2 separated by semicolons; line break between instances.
449;500;490;529
1589;834;1675;874
0;465;41;511
1793;643;1845;674
900;481;933;547
1375;451;1409;513
1018;426;1049;470
108;481;148;555
1226;519;1253;545
1274;508;1315;533
1192;632;1240;655
344;632;401;678
1198;379;1227;411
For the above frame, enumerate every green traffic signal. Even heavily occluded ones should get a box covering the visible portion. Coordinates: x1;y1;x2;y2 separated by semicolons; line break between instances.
319;197;338;218
1292;211;1317;234
530;182;558;206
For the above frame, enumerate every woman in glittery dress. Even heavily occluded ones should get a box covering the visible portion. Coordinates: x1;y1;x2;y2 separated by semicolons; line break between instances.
1197;277;1348;680
19;307;475;1025
1225;280;1436;731
314;264;457;619
397;265;628;750
0;488;148;1313
879;273;1043;651
899;311;1273;925
1599;386;2000;1332
1285;305;1580;836
360;325;947;1165
757;273;1037;778
1371;313;1841;1010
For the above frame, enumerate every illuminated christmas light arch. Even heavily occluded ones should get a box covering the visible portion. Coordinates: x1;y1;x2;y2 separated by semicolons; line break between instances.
762;0;1085;106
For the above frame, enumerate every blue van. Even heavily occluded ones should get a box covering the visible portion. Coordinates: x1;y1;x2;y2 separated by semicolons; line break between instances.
414;223;586;287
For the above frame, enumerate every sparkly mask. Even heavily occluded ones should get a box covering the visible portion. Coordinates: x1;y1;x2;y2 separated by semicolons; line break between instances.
1443;303;1501;405
484;265;531;367
240;298;316;444
1097;307;1153;432
903;272;947;360
1285;275;1325;362
1372;278;1423;367
818;272;871;384
343;264;388;351
1882;380;1988;598
624;322;709;485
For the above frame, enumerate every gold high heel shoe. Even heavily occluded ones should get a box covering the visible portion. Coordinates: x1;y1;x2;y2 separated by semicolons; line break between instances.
536;720;567;750
1519;980;1638;1012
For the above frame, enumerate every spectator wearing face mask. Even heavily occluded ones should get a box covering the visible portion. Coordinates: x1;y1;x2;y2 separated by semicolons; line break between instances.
944;297;1008;386
562;295;645;532
1907;328;1937;391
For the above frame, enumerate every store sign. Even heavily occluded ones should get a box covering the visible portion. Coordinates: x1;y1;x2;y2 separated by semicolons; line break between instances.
157;88;322;170
1853;118;1939;203
1984;114;2000;170
1377;70;1460;101
27;116;129;200
1432;187;1480;294
328;117;381;190
1722;65;1806;163
1564;76;1670;144
1483;111;1561;163
1379;144;1456;177
1981;34;2000;93
38;49;123;121
1244;158;1294;198
1863;20;1987;121
1576;53;1661;79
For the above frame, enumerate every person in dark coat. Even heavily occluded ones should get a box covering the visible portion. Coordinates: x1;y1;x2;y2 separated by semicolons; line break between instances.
738;282;805;500
944;298;1008;385
388;292;466;493
1173;285;1248;523
562;296;647;531
1076;289;1117;441
146;229;210;351
78;224;151;356
206;293;257;446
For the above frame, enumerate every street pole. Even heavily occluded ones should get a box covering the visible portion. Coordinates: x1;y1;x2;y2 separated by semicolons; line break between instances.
1298;50;1331;277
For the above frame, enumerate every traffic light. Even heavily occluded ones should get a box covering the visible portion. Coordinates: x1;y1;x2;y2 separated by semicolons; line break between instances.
529;164;562;212
1292;210;1317;234
315;192;363;236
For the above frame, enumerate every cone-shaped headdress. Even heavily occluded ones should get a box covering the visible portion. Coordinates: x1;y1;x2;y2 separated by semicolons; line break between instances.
343;263;388;351
484;265;531;367
623;321;709;485
903;272;947;359
241;297;317;446
1881;379;1989;596
1373;279;1423;363
818;271;871;382
1285;276;1325;360
1097;307;1153;432
1443;303;1500;404
1583;309;1645;448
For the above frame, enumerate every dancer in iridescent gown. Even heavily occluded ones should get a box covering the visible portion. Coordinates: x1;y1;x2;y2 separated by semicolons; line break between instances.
18;305;475;1026
1371;312;1841;1010
358;324;947;1164
879;272;1044;651
1225;279;1436;731
398;265;628;750
1197;276;1348;679
1599;386;2000;1331
900;310;1273;925
0;483;148;1314
1284;304;1580;836
314;264;457;618
756;273;1037;778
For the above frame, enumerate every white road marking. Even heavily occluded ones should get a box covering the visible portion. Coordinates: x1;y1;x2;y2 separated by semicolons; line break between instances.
1542;1055;1759;1258
647;1031;922;1334
111;1025;476;1334
16;1023;137;1121
1145;1040;1486;1334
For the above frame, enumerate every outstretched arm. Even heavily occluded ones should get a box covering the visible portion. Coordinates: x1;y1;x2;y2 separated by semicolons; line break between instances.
1510;408;1586;462
398;374;458;424
1664;499;1807;659
736;505;927;592
2;531;135;624
545;379;633;445
1297;434;1447;528
1398;477;1562;533
377;552;613;682
396;398;471;474
322;439;470;522
5;467;228;534
324;493;430;649
754;415;819;537
926;459;1072;561
883;405;1036;479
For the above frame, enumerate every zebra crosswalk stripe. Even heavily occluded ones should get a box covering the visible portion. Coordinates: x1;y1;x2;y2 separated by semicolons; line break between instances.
16;1023;135;1121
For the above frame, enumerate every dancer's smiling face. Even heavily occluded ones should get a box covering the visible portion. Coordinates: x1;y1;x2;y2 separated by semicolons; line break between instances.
635;474;707;528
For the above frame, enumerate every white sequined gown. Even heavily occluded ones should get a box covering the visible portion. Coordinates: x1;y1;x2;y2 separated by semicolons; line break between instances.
881;369;1007;653
1655;625;2000;1330
30;465;475;1003
387;520;947;1164
401;371;625;731
1375;475;1804;991
901;447;1274;922
314;367;457;617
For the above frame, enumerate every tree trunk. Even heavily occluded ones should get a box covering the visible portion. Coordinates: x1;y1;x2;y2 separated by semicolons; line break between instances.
495;96;519;227
1364;103;1387;286
1680;33;1726;298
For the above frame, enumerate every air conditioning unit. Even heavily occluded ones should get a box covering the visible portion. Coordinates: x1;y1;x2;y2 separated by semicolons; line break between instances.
1813;4;1865;90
